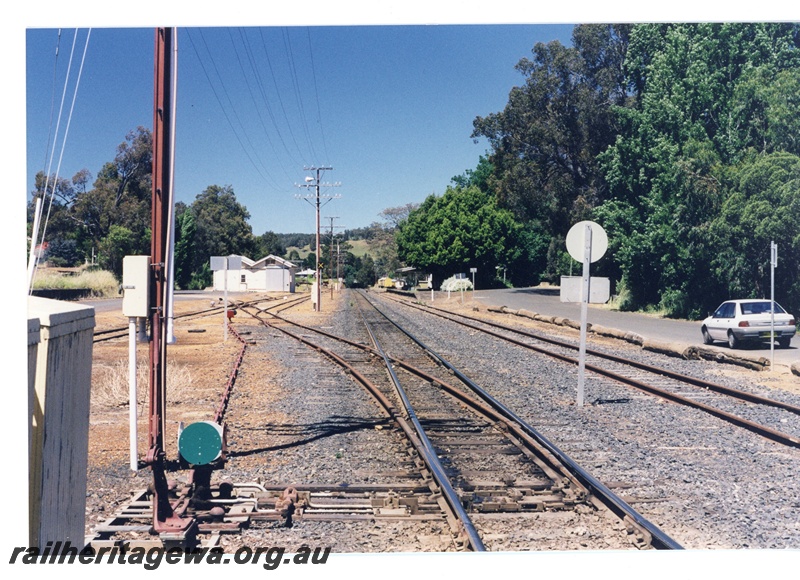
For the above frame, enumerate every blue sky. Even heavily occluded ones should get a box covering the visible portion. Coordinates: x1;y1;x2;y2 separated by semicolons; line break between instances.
19;3;798;239
24;24;575;235
12;4;800;576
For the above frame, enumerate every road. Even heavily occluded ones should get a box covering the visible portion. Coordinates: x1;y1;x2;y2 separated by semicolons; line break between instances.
468;286;799;369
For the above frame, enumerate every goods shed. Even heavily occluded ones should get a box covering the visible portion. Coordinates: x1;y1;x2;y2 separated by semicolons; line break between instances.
212;254;297;292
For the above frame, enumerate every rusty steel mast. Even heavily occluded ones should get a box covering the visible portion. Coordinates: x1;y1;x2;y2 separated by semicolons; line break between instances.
146;27;195;539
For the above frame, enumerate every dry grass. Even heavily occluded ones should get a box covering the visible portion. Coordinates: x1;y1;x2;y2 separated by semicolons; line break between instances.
33;268;119;296
92;359;194;410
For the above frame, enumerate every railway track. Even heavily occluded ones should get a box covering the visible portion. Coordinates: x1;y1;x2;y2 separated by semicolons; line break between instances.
92;294;308;343
234;292;681;550
85;288;800;551
375;292;800;449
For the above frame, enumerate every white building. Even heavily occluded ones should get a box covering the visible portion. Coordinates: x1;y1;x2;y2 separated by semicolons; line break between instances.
212;255;297;292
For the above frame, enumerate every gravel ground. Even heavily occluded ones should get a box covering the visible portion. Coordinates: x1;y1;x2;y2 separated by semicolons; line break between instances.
84;288;800;556
366;291;800;549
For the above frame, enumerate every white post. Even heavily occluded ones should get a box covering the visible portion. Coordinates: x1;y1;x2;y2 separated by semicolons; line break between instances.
166;28;178;345
472;270;476;301
166;204;177;344
771;241;777;371
224;259;229;342
431;277;434;302
27;196;44;292
577;224;592;407
128;317;138;471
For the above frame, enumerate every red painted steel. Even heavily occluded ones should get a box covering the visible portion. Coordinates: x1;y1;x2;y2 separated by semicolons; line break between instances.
147;27;196;538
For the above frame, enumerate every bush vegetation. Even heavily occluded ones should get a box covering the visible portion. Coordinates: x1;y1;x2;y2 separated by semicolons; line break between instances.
31;268;119;297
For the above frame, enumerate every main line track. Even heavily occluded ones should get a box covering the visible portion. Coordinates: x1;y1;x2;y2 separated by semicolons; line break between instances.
237;292;682;550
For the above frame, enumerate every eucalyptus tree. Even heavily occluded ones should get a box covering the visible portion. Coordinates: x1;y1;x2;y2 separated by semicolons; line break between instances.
187;184;257;287
709;152;800;317
472;24;632;279
597;22;800;317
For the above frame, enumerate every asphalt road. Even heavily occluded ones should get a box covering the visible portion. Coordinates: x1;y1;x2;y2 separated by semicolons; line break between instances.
467;286;799;369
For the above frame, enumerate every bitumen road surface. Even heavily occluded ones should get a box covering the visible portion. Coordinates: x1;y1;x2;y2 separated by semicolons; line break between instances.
465;286;799;370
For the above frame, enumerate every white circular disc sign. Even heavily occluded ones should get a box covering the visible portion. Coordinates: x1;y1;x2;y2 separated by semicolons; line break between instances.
566;221;608;263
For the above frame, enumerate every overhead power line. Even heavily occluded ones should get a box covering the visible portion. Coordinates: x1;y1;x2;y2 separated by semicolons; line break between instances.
28;28;91;292
306;28;330;164
185;28;280;191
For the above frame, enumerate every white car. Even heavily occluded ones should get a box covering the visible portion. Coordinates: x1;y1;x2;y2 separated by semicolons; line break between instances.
701;299;796;349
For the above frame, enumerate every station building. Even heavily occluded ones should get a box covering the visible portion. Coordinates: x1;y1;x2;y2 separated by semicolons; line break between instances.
212;254;297;293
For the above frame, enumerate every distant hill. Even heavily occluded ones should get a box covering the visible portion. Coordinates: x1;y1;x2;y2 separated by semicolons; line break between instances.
285;238;374;260
279;232;377;260
276;233;316;249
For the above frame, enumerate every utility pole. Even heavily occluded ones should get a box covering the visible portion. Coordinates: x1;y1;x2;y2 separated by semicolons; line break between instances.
295;167;340;312
336;240;342;290
325;216;344;299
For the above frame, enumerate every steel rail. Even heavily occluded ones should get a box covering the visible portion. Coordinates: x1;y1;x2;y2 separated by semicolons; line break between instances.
378;295;800;448
92;295;305;343
239;306;486;551
353;300;487;551
241;298;681;549
356;290;683;550
393;295;800;416
213;325;249;425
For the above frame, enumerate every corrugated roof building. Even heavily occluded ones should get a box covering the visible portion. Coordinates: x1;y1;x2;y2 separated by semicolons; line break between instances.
212;254;297;292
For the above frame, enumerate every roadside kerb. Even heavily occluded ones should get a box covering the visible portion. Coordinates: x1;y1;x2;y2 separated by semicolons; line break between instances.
486;304;772;372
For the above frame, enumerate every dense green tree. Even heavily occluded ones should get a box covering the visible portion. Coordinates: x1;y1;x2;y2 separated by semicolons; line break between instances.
98;224;143;277
451;155;495;192
305;252;317;271
255;231;286;258
71;127;152;247
708;152;800;316
320;238;353;281
43;238;81;267
396;185;542;288
28;171;84;264
597;23;800;317
174;205;196;289
472;24;632;280
344;254;376;288
189;185;257;279
189;262;212;291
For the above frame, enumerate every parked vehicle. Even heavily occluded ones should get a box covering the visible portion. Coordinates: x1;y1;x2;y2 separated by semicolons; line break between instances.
701;299;796;349
440;275;473;292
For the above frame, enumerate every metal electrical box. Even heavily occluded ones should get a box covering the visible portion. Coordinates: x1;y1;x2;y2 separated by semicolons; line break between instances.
122;255;150;317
